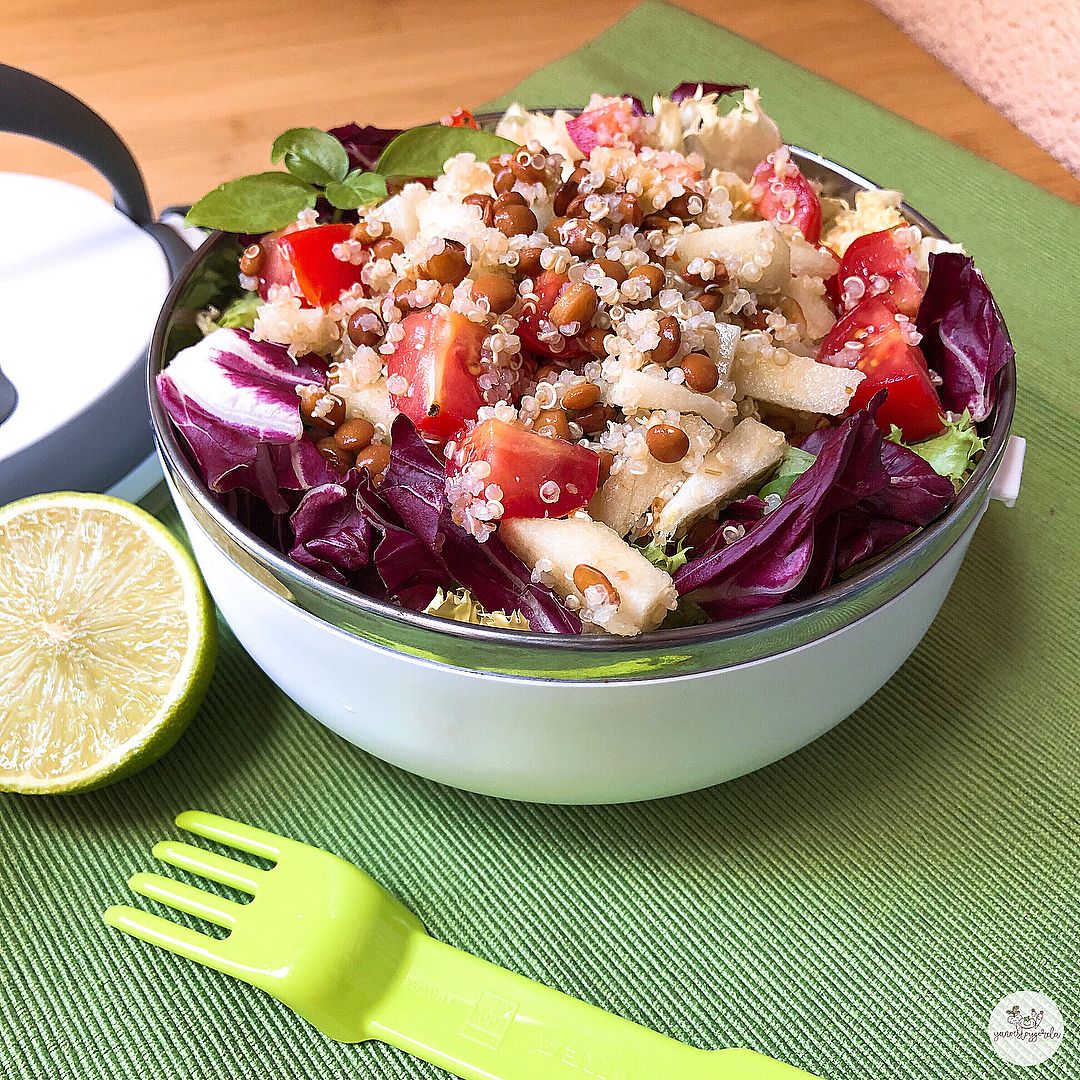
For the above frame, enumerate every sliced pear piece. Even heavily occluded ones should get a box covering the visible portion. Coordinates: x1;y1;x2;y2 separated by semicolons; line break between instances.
654;418;787;541
733;345;864;415
604;368;736;431
499;516;676;636
674;220;791;293
589;455;686;539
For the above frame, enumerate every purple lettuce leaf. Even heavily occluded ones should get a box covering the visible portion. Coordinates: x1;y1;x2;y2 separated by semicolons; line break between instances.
797;430;954;591
158;328;329;512
328;123;404;173
915;252;1013;423
268;436;336;494
217;489;293;554
381;417;581;633
288;468;451;607
289;475;372;584
354;473;452;610
673;397;954;618
670;82;749;104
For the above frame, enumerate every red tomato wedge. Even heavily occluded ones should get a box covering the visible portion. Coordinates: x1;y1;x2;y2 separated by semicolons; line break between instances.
516;270;588;362
255;224;300;300
257;223;365;308
277;223;365;308
452;418;600;519
565;99;643;156
837;228;923;316
819;295;944;441
386;309;487;439
751;148;822;244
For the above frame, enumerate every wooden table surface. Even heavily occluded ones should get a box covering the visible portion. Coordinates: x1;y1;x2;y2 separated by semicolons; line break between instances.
4;0;1078;209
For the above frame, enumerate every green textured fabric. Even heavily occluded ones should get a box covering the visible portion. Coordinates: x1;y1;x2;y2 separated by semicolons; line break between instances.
3;4;1078;1077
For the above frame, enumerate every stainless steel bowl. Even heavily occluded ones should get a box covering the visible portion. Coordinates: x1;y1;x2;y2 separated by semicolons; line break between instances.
149;142;1016;682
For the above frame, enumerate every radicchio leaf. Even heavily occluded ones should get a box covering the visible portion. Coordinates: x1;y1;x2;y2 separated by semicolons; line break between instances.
797;427;954;590
915;252;1013;423
158;328;330;513
673;397;954;618
289;476;372;584
670;82;748;104
328;123;404;173
355;473;452;610
381;417;582;633
217;489;293;554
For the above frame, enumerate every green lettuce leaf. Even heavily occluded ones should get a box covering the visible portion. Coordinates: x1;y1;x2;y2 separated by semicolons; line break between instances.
637;537;690;575
889;411;985;488
758;445;816;500
422;587;531;630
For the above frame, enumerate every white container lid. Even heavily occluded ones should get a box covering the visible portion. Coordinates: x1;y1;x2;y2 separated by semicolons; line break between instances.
0;171;171;486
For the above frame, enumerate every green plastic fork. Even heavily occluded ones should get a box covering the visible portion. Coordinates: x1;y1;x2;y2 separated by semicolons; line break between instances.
104;811;818;1079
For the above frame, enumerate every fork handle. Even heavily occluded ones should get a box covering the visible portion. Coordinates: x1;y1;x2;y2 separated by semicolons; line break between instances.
366;934;818;1080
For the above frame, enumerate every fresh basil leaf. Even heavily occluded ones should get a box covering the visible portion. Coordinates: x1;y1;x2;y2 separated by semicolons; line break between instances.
758;445;816;500
324;170;389;210
271;127;349;186
377;125;516;178
186;173;318;232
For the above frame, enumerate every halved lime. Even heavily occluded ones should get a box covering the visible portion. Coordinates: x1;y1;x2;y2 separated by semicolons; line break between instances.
0;492;216;794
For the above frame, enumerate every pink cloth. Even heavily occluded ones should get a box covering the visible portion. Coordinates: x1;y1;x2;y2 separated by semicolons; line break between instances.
873;0;1080;176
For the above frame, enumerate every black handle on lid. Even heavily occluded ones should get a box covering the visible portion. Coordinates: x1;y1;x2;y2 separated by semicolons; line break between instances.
0;63;194;277
0;63;154;223
0;65;196;427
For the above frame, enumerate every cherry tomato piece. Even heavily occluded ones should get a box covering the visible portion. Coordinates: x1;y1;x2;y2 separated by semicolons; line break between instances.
837;227;923;317
819;295;944;442
442;108;479;130
452;418;600;519
277;223;365;308
516;270;588;362
386;309;487;439
565;98;644;156
751;148;822;244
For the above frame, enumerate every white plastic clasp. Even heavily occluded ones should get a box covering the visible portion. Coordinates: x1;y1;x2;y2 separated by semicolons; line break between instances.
989;435;1026;507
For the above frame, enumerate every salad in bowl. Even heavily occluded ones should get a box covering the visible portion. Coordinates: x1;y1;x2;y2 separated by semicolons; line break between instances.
163;84;1012;639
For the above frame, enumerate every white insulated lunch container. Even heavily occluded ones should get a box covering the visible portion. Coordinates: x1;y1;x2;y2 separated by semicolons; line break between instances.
147;129;1025;804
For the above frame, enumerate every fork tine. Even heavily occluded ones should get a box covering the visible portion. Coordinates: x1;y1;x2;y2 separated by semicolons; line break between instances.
128;872;241;929
175;811;283;861
103;905;238;975
153;841;263;895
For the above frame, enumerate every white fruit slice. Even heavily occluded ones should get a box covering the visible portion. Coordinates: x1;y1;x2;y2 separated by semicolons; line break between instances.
787;233;839;280
604;368;736;431
499;516;676;636
733;346;864;415
589;455;686;538
330;376;396;435
711;321;741;373
674;221;791;293
782;276;836;342
654;418;787;541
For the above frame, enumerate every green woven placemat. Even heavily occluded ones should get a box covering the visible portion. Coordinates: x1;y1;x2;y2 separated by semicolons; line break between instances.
3;4;1077;1077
